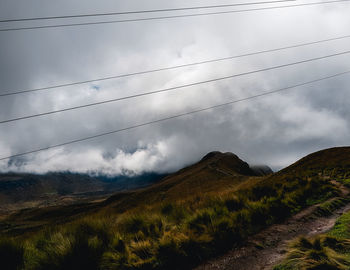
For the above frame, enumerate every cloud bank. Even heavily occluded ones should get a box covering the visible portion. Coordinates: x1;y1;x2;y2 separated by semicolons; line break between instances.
0;0;350;175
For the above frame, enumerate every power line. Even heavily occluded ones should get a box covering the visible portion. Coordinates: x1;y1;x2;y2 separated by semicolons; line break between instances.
1;70;349;162
1;0;349;32
0;0;295;23
2;34;350;98
1;50;350;125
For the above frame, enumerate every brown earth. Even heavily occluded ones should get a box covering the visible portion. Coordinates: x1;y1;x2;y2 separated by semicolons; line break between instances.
195;186;350;270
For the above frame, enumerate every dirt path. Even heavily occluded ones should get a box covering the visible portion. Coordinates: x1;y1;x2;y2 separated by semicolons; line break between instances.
195;196;350;270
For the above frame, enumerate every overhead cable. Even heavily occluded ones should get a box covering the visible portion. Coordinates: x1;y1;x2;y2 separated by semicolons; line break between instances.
0;0;296;23
2;34;350;98
1;0;349;32
1;70;349;161
1;50;349;124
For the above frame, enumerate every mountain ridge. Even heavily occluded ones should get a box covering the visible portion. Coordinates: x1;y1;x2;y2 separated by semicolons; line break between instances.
0;171;166;210
1;146;349;270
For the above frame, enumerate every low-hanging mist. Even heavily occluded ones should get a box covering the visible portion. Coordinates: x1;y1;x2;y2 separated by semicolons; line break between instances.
1;0;350;176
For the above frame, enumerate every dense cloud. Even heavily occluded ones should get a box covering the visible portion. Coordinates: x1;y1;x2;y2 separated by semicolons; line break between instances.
0;0;350;175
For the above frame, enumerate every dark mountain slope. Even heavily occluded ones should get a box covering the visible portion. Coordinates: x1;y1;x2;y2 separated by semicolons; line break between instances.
105;147;350;213
0;151;261;233
278;146;350;176
1;147;349;270
3;147;348;236
0;172;166;210
250;165;273;176
260;146;350;187
243;147;350;204
104;151;260;210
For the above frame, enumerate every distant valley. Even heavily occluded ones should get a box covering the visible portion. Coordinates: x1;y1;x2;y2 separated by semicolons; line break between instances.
0;153;272;213
1;147;350;270
0;172;166;212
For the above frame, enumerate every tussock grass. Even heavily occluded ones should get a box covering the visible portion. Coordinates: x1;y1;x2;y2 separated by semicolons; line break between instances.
275;208;350;270
274;236;350;270
0;237;24;270
314;198;349;217
329;211;350;239
0;171;342;269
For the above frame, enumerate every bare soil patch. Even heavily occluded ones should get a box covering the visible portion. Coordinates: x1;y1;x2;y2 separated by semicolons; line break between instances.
195;192;350;270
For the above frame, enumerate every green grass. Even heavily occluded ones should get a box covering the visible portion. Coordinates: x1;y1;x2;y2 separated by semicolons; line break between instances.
314;198;349;217
329;211;350;239
273;236;350;270
2;147;350;269
340;178;350;188
274;209;350;270
0;174;339;270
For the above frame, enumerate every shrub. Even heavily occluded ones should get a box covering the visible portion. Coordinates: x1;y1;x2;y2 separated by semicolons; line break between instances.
0;238;24;270
161;203;188;223
248;202;269;229
187;209;214;235
157;236;188;270
276;235;350;270
130;240;155;261
265;197;291;222
224;197;245;212
248;185;278;201
121;215;164;239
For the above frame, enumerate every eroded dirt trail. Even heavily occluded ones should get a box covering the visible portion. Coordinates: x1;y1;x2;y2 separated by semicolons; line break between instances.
195;197;350;270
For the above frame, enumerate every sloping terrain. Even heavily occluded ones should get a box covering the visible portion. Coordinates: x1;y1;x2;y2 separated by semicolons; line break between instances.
268;146;350;184
0;147;348;270
274;205;350;269
0;151;261;213
194;147;350;270
0;151;263;234
103;151;263;211
0;172;166;212
195;192;350;270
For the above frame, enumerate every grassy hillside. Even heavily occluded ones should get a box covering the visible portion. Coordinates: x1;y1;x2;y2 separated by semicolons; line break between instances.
274;209;350;270
0;172;166;211
0;147;349;270
102;151;260;211
0;151;260;235
271;147;350;188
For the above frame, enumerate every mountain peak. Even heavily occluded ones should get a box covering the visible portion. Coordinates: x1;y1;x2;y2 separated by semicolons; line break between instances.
198;151;256;176
200;151;238;162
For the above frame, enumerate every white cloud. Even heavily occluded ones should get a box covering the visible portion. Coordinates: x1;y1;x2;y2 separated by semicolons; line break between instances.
1;0;350;175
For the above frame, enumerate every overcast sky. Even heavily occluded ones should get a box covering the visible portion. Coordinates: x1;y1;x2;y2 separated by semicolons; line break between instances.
0;0;350;176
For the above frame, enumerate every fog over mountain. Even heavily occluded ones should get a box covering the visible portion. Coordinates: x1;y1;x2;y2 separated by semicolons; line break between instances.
0;0;350;175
